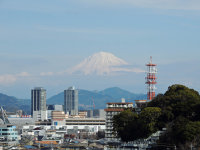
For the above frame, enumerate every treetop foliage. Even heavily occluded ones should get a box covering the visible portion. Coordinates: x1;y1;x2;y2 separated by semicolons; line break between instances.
112;84;200;148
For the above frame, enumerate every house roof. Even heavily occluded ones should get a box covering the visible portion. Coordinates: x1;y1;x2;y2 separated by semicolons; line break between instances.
35;141;58;145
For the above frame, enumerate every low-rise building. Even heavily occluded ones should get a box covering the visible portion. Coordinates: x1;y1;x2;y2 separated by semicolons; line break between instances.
65;118;105;132
51;111;68;126
47;105;64;119
82;109;106;119
93;109;106;119
78;111;87;118
22;117;106;140
0;124;19;142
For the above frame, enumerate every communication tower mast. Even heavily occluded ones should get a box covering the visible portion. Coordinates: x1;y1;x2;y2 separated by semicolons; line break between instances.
146;56;157;100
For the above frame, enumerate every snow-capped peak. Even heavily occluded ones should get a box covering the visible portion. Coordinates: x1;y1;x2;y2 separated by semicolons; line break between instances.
84;51;128;66
69;52;144;75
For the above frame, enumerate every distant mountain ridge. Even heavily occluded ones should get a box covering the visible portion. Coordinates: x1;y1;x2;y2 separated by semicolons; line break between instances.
0;93;19;111
0;87;146;113
47;87;147;109
0;93;30;114
99;87;146;100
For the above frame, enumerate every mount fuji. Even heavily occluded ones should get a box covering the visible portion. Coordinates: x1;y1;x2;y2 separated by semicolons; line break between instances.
69;52;144;75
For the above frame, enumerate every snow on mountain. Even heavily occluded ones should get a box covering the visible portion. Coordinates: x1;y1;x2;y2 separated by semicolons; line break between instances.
69;52;144;75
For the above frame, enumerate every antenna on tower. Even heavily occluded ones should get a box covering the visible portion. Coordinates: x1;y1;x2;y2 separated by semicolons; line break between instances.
150;56;152;64
145;57;157;100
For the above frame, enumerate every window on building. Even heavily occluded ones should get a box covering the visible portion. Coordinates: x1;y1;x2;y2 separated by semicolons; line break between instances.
2;129;8;131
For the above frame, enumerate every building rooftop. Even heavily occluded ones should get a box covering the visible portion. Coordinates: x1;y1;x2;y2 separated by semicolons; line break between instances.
104;108;124;112
68;86;75;90
135;100;147;102
35;141;58;145
65;118;105;121
107;102;133;104
33;87;45;90
0;124;16;128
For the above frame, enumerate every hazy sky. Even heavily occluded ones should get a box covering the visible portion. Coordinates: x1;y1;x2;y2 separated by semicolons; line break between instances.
0;0;200;98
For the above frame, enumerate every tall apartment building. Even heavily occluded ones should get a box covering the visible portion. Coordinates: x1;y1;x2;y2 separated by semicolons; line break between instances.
64;86;78;116
31;87;47;121
104;99;133;140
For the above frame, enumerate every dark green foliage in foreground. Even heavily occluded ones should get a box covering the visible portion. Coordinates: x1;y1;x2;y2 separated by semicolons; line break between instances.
148;85;200;147
113;107;161;142
113;109;140;142
148;84;200;122
113;84;200;148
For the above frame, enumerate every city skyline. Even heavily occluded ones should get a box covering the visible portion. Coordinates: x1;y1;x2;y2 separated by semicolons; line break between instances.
0;0;200;98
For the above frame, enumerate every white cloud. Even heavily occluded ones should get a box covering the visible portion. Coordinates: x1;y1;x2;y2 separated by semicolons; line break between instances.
0;74;17;84
40;72;54;76
17;72;30;77
111;67;145;73
0;72;31;85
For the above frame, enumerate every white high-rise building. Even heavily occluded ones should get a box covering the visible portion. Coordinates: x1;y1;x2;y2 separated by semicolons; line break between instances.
64;86;78;116
31;87;47;121
104;99;133;140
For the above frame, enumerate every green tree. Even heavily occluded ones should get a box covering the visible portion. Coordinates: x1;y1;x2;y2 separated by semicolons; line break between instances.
150;85;200;148
139;107;161;138
149;84;200;121
113;84;200;149
112;109;140;142
113;107;161;142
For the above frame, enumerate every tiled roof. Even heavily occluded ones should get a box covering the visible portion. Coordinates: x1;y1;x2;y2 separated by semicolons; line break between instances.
35;141;58;145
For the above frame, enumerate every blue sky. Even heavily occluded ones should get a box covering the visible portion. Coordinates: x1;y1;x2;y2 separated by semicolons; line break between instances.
0;0;200;98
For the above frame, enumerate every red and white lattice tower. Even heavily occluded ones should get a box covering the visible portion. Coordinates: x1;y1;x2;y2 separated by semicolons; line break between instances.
146;56;157;100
